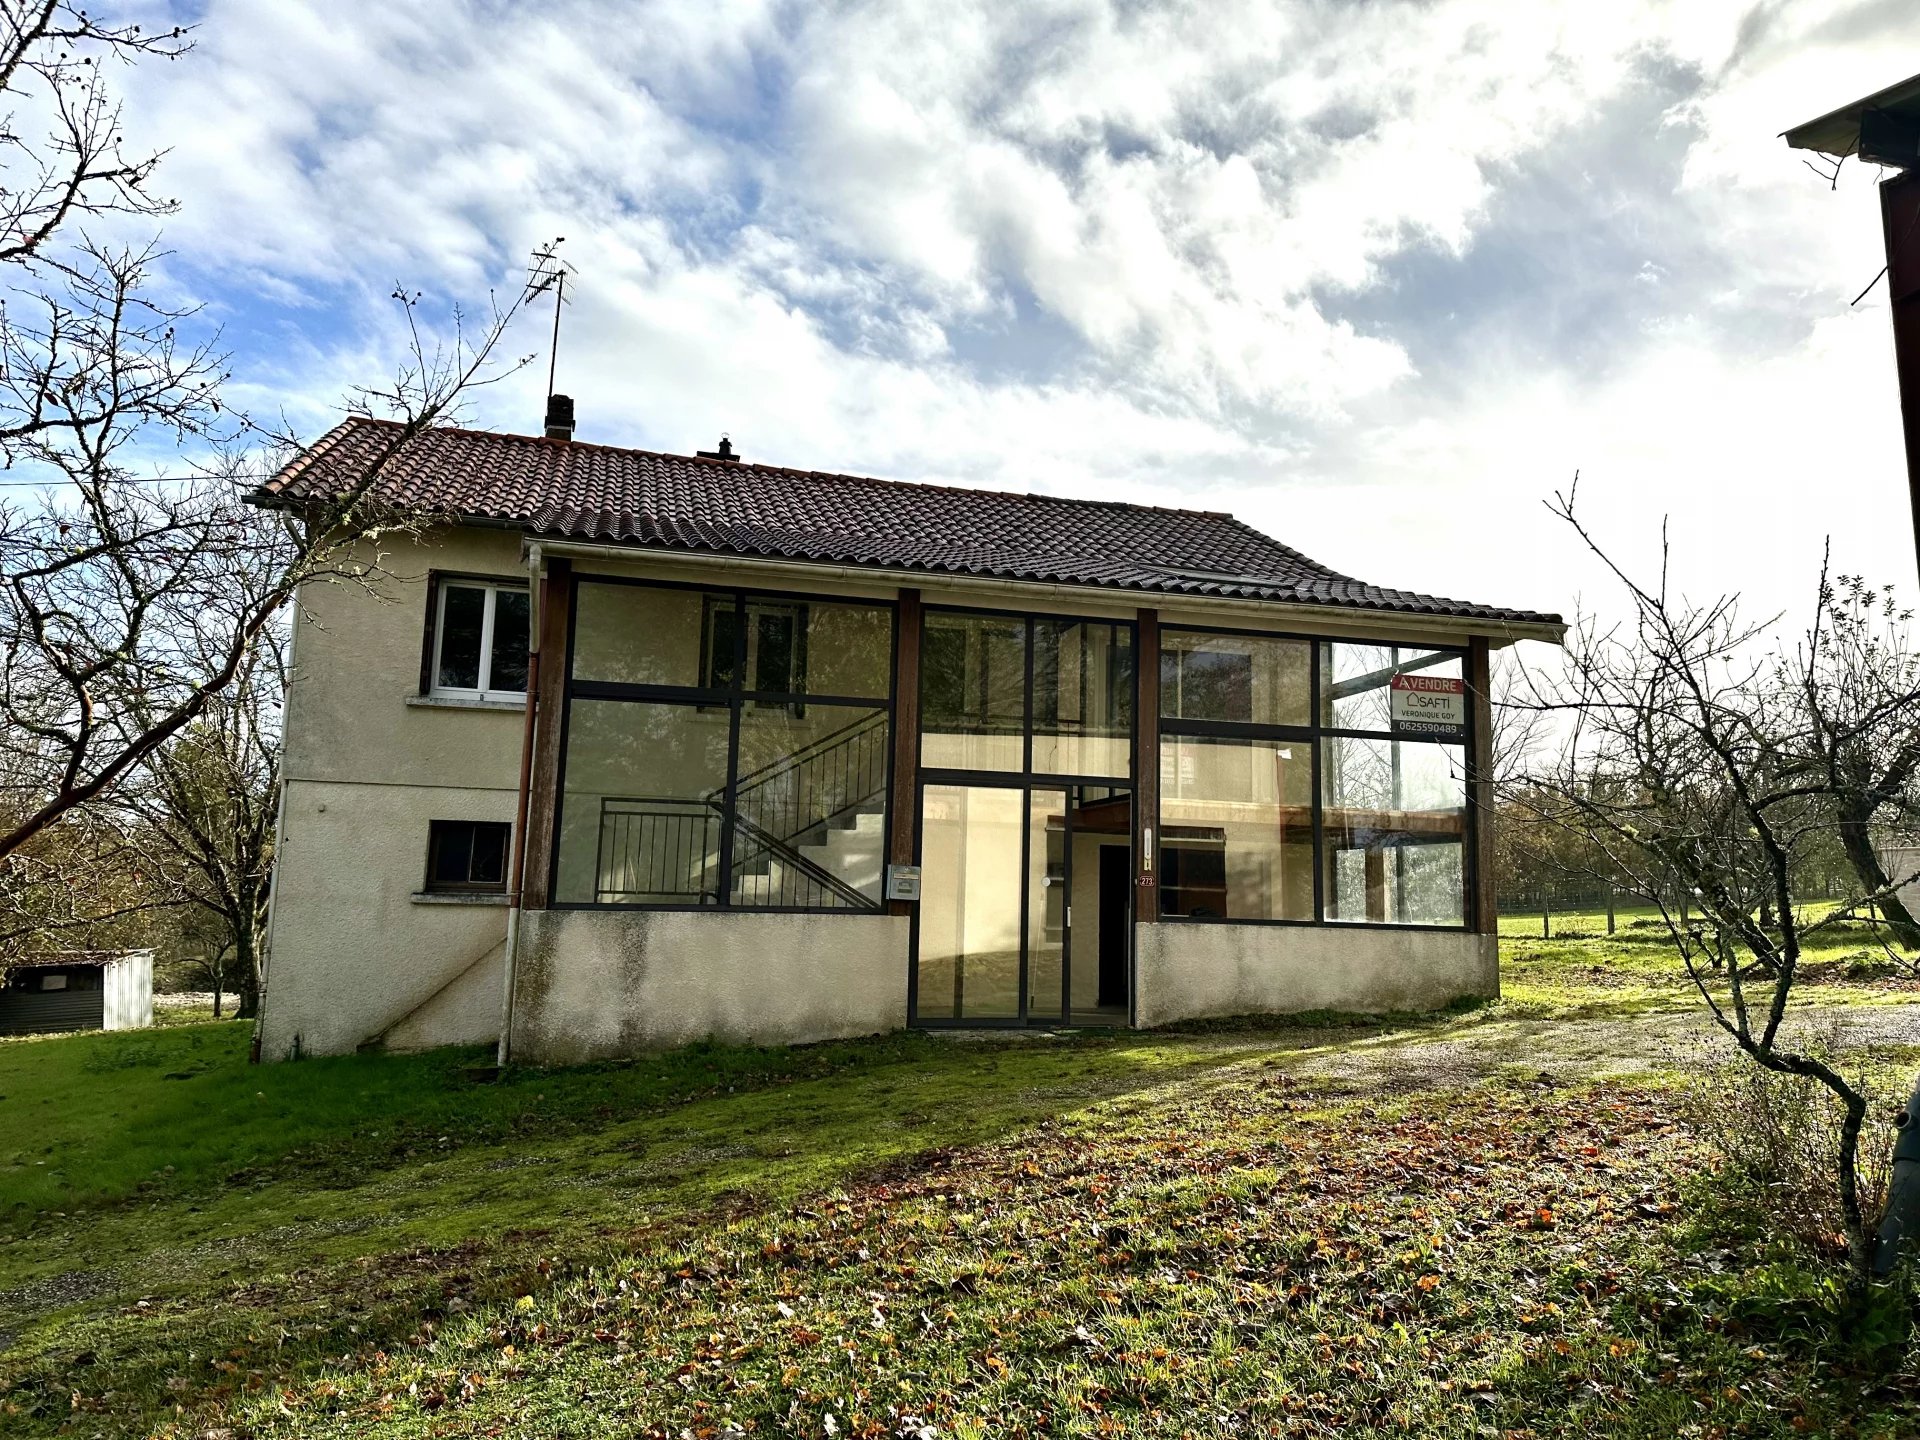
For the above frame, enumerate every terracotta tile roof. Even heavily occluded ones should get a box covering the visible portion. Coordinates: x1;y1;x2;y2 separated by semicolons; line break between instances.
257;418;1562;632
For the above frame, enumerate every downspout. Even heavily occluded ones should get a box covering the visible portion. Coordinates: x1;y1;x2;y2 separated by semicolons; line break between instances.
497;542;544;1068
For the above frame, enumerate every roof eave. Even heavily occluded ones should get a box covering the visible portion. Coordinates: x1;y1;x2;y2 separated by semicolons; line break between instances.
527;534;1566;646
1783;71;1920;158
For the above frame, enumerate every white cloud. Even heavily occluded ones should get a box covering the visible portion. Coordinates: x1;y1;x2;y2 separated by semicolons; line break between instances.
102;0;1920;629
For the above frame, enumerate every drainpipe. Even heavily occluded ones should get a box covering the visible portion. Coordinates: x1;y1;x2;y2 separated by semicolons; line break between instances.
497;542;544;1068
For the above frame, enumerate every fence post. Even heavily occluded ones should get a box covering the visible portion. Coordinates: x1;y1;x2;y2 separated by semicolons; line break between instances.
1606;883;1616;935
1542;889;1550;940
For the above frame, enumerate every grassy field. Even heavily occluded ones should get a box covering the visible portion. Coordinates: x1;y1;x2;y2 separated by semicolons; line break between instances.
1496;904;1920;1019
2;925;1917;1437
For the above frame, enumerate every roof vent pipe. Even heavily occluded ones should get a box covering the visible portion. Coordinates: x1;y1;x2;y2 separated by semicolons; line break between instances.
543;393;575;441
697;435;739;463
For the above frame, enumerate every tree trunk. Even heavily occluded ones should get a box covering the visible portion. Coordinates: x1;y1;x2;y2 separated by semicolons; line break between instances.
1838;1094;1871;1295
1835;801;1920;952
234;916;262;1020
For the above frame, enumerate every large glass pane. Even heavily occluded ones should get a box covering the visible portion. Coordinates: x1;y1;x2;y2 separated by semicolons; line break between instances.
1321;737;1466;926
721;597;897;700
1026;789;1068;1021
436;584;485;690
553;699;730;904
921;613;1026;771
1033;619;1132;776
1161;631;1310;727
730;705;890;908
1157;736;1314;920
572;582;731;688
1321;643;1465;735
916;785;1024;1020
797;600;894;699
489;589;531;693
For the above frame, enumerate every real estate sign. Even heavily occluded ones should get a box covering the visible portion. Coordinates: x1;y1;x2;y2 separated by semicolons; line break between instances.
1389;673;1466;740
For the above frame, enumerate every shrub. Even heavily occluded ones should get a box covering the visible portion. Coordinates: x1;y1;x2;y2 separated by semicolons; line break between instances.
1683;1046;1895;1264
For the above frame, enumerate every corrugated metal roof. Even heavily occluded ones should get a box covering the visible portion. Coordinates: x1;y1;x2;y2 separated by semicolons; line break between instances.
256;417;1563;632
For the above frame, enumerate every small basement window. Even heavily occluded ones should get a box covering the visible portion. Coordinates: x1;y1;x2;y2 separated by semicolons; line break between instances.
426;820;511;893
432;580;530;702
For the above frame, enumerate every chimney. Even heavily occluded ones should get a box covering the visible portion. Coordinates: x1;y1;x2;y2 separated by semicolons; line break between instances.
543;393;575;441
696;435;740;463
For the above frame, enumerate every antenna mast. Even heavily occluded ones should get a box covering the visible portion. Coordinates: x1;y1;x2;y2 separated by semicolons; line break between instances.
526;238;574;397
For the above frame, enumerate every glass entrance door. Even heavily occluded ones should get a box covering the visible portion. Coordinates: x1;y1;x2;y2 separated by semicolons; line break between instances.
915;782;1130;1026
915;785;1024;1021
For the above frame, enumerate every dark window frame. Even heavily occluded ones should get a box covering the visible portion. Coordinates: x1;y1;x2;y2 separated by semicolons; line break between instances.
425;818;512;894
549;574;898;914
1155;624;1474;931
918;604;1138;782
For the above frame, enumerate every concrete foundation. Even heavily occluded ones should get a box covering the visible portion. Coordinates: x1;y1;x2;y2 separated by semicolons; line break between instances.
510;909;910;1064
1133;922;1497;1027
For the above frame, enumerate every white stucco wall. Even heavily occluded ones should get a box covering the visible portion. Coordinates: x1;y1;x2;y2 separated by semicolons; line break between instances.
259;526;527;1059
1132;922;1497;1027
260;778;512;1058
510;909;910;1063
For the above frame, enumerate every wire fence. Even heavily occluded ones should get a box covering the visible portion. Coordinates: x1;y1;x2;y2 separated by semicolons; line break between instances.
1496;878;1850;936
1495;882;1649;935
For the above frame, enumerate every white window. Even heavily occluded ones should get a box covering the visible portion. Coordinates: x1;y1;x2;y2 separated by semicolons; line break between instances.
432;580;530;703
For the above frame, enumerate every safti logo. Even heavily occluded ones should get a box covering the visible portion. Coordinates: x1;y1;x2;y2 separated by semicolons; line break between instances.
1389;673;1466;738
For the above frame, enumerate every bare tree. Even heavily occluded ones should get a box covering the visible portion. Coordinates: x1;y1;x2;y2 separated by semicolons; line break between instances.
118;616;285;1018
0;8;551;874
0;783;165;961
1510;485;1920;1292
1788;572;1920;951
0;280;540;863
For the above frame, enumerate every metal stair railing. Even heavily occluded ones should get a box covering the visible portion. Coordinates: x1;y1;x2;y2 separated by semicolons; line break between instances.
723;710;889;905
596;711;890;906
597;798;722;904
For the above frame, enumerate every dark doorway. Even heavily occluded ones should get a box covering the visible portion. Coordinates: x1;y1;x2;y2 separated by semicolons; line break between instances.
1097;843;1131;1009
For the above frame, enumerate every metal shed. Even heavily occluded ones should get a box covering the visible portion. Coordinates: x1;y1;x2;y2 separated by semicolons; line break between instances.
0;951;154;1036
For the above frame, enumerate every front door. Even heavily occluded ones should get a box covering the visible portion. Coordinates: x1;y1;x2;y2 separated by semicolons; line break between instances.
913;782;1130;1026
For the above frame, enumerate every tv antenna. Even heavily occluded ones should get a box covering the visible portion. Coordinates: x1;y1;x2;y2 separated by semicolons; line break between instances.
526;238;575;398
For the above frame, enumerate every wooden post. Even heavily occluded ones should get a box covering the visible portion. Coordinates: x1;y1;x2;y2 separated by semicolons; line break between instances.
1606;882;1616;935
1135;607;1160;921
1467;636;1499;935
887;588;922;919
1542;890;1550;939
519;557;572;909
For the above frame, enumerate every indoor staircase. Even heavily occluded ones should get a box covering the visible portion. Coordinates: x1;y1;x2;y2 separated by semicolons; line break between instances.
598;709;888;907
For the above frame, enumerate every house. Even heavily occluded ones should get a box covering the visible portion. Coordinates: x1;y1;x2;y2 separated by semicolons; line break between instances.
252;402;1562;1064
0;951;153;1036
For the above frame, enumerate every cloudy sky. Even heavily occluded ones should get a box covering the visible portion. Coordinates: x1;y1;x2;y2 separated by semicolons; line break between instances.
111;0;1920;629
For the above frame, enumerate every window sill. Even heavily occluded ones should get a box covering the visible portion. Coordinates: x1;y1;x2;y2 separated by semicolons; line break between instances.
411;891;511;906
406;694;526;713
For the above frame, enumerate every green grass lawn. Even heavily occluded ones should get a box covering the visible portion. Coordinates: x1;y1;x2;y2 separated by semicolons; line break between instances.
1496;904;1920;1020
2;934;1917;1437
